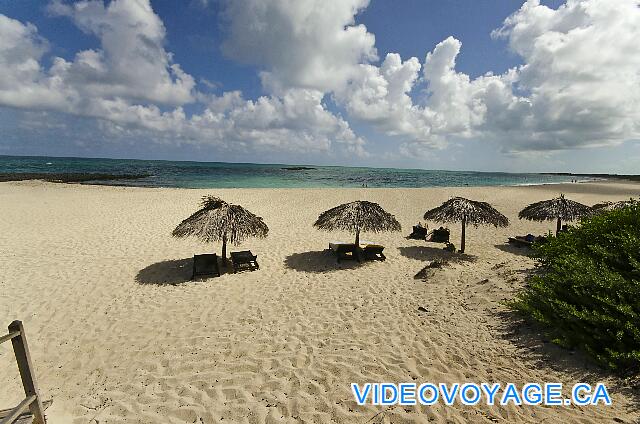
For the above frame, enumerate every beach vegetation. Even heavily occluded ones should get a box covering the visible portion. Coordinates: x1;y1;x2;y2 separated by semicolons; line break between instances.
509;203;640;371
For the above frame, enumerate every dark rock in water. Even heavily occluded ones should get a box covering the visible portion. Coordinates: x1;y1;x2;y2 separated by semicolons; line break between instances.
0;172;150;183
417;306;428;313
281;167;316;171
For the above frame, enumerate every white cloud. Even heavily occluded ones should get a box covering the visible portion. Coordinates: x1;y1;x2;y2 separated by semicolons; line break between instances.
220;0;377;94
47;0;196;105
340;0;640;153
490;0;640;151
0;15;65;109
1;0;639;162
0;0;367;158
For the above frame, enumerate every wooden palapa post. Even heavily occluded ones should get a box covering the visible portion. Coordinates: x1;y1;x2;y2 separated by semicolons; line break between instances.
460;215;467;253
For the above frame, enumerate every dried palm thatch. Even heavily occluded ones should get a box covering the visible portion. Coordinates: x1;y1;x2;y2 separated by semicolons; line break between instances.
313;200;401;246
592;198;636;213
518;194;592;234
172;196;268;260
423;197;509;253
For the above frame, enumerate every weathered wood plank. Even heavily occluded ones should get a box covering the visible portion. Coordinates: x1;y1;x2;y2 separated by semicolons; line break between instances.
0;400;52;423
7;321;46;424
0;331;20;345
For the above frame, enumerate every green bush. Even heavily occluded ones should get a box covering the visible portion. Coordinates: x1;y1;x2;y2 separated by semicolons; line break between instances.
508;203;640;371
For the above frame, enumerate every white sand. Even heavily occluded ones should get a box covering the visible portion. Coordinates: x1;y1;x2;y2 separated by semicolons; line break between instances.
0;180;638;423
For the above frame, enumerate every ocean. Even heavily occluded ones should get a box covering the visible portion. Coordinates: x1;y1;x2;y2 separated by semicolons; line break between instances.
0;155;586;188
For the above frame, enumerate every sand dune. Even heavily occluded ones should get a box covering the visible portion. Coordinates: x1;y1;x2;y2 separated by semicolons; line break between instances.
1;180;638;423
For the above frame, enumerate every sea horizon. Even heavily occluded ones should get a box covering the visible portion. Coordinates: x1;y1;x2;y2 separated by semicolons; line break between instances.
0;154;597;189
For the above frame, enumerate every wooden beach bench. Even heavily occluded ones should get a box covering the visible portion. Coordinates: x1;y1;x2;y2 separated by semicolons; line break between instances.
329;241;385;263
408;225;429;240
192;253;220;279
507;235;548;248
362;244;386;261
230;250;259;273
428;227;450;243
329;242;360;263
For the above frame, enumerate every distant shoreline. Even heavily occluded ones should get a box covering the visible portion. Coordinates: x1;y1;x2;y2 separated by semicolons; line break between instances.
543;172;640;182
0;172;150;183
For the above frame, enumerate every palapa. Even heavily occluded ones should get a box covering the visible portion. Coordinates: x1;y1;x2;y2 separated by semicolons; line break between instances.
313;200;401;246
173;196;268;262
592;198;636;213
518;194;592;234
423;197;509;253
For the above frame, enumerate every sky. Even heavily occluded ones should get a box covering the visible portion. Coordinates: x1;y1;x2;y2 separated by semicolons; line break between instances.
0;0;639;173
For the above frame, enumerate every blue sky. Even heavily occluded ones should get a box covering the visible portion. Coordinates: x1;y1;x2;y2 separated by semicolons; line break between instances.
0;0;638;173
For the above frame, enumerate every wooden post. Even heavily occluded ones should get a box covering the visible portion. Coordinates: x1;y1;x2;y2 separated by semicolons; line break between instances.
221;233;228;266
8;321;46;424
460;215;466;253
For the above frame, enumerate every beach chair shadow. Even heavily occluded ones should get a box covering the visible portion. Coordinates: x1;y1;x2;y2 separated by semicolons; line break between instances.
397;245;477;263
494;243;534;257
283;250;365;273
136;258;210;285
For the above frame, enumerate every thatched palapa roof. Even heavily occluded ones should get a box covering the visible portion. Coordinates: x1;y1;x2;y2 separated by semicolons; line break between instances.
592;198;636;213
172;196;268;244
314;201;401;234
423;197;509;227
518;194;592;222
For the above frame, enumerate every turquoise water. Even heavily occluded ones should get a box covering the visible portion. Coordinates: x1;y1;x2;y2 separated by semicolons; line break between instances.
0;155;585;188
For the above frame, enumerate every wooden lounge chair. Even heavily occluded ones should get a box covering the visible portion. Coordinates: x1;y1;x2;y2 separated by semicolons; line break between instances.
192;253;220;279
230;250;259;273
507;235;548;248
408;225;429;240
363;244;386;261
428;227;450;243
329;242;360;263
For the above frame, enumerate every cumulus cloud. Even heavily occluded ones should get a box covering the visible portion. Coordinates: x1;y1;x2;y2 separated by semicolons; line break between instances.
1;0;639;161
339;0;640;153
0;15;64;109
47;0;196;105
491;0;640;150
220;0;377;93
0;0;195;112
0;0;367;157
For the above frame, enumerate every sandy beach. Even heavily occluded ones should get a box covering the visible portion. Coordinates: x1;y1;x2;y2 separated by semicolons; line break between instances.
1;180;639;423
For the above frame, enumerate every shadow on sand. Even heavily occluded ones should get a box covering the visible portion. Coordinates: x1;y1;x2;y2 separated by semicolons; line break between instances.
398;245;477;263
136;257;237;284
135;258;194;285
495;310;640;413
284;250;366;273
494;243;535;257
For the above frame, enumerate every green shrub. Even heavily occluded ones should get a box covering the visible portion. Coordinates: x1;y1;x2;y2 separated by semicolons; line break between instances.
508;203;640;370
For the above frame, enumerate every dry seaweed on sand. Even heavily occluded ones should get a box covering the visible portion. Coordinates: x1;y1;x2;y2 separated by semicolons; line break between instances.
414;259;449;280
